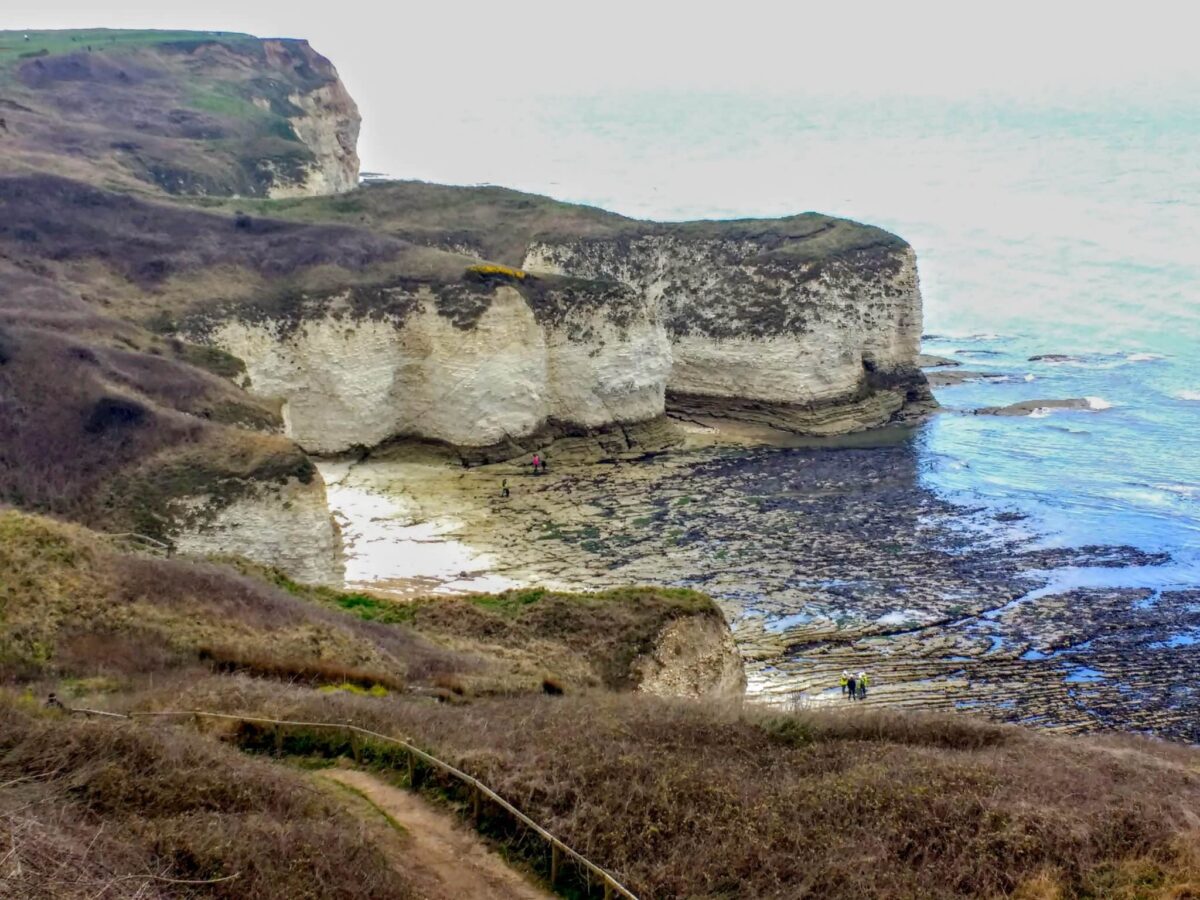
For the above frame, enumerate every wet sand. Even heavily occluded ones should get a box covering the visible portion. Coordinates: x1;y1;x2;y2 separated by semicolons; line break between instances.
322;420;1197;742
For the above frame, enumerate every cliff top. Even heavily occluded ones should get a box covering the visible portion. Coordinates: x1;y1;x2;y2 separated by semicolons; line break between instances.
202;178;909;267
0;28;355;197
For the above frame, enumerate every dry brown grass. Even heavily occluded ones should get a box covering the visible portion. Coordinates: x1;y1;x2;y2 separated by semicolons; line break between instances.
197;644;405;692
158;678;1200;900
0;696;413;898
0;510;464;691
401;586;723;693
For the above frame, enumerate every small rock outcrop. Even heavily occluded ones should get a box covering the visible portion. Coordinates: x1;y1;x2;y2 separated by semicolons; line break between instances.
173;474;344;584
974;398;1105;416
634;614;747;699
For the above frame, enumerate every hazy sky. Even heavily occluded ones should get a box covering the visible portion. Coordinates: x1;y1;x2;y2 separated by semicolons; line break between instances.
4;1;1200;173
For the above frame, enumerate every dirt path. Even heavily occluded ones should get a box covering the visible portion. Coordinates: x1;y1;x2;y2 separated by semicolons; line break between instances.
320;769;552;900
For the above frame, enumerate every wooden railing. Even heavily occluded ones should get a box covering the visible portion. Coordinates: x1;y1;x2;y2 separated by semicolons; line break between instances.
100;532;173;557
67;707;639;900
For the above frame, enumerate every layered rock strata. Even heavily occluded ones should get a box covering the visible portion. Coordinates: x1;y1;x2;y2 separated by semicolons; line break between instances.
186;272;672;458
524;227;932;434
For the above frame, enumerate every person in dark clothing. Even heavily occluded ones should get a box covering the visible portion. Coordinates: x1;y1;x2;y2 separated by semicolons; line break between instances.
539;457;548;474
845;674;858;701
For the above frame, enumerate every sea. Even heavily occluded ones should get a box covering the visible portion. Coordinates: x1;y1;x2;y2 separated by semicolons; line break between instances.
371;88;1200;609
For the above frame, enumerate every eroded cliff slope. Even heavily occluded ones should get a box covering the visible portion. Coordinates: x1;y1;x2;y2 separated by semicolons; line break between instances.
0;30;359;197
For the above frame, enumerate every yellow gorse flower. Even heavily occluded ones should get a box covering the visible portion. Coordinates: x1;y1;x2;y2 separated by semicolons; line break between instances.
467;263;528;280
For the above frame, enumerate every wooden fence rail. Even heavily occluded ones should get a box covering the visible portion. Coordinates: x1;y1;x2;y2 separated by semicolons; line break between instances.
67;706;639;900
99;532;173;556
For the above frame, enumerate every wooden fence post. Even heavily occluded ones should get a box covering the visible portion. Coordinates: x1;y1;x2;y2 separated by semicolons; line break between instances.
273;725;284;757
472;785;481;822
604;879;613;900
351;730;362;764
407;749;417;786
551;844;561;886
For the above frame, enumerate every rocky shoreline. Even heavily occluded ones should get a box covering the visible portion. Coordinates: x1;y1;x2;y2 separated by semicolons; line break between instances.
322;421;1195;741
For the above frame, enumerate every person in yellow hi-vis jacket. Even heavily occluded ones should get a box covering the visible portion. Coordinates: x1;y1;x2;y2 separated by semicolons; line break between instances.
857;672;870;700
839;670;850;696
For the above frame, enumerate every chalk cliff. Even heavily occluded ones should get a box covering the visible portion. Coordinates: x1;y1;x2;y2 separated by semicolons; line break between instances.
258;39;361;197
523;220;930;433
0;29;928;584
224;181;933;438
183;270;672;459
635;613;747;699
172;474;343;584
0;31;360;197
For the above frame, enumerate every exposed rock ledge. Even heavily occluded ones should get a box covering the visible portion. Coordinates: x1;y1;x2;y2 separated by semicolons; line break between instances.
635;614;747;699
187;271;670;458
974;398;1107;416
172;475;344;585
524;225;932;435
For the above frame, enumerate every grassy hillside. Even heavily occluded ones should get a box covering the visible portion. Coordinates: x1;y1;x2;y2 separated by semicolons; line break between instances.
44;673;1200;900
194;179;908;268
0;509;729;698
0;29;348;196
3;508;1200;898
0;697;414;899
249;563;725;694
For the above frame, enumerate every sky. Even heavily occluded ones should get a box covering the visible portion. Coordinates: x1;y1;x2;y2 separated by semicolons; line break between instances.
4;1;1200;175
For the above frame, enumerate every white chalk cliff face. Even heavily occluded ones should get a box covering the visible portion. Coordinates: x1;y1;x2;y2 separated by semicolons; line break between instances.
524;231;929;432
194;278;670;455
261;39;361;198
172;475;344;585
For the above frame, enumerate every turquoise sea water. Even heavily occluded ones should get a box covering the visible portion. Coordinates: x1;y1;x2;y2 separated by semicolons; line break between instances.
383;89;1200;590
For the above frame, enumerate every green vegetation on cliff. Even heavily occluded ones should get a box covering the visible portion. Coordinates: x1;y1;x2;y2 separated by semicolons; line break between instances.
198;178;908;269
0;29;345;197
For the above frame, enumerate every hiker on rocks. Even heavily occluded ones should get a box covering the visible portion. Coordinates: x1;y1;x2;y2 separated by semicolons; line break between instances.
532;453;541;475
845;673;858;702
857;671;870;700
840;670;850;696
45;692;65;711
539;456;548;474
500;479;510;498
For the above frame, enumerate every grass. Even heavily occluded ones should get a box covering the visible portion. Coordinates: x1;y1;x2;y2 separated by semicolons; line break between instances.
325;779;409;837
186;83;263;120
168;679;1200;900
0;510;454;689
232;558;729;695
0;696;414;898
8;507;1200;897
189;178;904;269
0;29;257;71
400;585;725;692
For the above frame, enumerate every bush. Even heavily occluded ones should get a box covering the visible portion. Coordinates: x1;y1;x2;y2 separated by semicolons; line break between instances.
0;698;413;898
